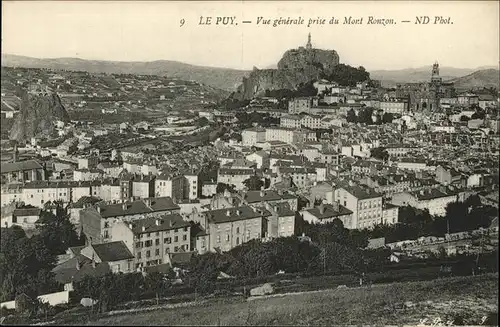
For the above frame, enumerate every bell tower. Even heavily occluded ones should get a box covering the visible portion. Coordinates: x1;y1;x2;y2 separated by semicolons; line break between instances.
306;32;312;50
431;61;442;84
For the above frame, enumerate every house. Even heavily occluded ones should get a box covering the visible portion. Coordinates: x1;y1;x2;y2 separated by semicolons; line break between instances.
264;202;296;238
435;165;466;187
301;201;353;227
1;160;47;184
80;197;180;244
217;168;254;190
53;240;134;291
3;208;41;229
111;214;191;270
329;184;383;229
246;151;270;169
238;189;298;211
241;128;266;147
390;186;459;217
155;173;184;200
201;206;271;252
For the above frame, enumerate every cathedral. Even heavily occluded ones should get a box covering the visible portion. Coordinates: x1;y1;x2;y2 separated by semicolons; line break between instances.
396;62;456;112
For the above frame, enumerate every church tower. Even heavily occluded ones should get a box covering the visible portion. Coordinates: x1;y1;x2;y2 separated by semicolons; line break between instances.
306;33;312;50
431;61;442;84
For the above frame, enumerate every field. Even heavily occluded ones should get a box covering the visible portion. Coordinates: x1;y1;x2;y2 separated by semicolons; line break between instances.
67;274;498;326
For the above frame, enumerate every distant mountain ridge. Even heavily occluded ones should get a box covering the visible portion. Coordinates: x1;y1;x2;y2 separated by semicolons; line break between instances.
370;65;499;87
451;69;500;91
1;54;250;92
2;53;497;91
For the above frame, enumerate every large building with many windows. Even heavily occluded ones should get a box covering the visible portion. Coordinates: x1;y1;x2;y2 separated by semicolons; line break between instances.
111;214;191;269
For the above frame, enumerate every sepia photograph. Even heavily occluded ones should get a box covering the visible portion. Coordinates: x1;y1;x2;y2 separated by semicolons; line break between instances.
0;0;499;325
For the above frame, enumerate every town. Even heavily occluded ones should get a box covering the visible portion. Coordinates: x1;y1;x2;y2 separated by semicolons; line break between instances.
1;34;498;325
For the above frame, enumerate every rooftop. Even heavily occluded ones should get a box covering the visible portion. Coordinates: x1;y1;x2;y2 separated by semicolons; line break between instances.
129;213;190;234
92;241;134;262
206;205;270;224
1;160;43;173
305;203;353;219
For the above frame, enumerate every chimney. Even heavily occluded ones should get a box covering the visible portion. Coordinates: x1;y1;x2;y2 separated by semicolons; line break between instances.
122;203;128;211
420;190;425;195
142;226;146;232
236;210;241;216
332;200;340;212
128;223;133;229
96;206;101;213
260;190;265;197
76;259;80;271
439;185;447;194
319;203;325;215
155;219;161;226
226;210;231;217
169;220;173;227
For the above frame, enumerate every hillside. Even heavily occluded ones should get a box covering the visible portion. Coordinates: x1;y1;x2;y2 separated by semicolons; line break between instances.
9;90;70;142
370;66;498;87
451;69;500;91
1;54;249;92
66;274;497;326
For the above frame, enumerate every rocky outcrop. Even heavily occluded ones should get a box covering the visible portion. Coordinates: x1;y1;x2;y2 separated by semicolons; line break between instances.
235;44;340;99
9;91;70;142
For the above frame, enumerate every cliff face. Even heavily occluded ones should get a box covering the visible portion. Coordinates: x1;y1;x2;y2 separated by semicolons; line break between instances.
9;91;70;142
235;46;340;99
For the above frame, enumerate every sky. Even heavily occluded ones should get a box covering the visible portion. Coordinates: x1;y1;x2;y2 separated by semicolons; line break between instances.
2;1;499;71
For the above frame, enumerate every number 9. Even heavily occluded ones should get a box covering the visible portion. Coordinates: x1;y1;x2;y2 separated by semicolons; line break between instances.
180;19;185;27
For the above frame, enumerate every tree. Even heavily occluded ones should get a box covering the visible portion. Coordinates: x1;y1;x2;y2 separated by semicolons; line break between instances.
382;112;394;124
0;226;58;302
322;64;371;87
370;147;389;161
197;117;210;127
460;115;470;122
145;271;170;305
36;204;84;255
346;109;357;123
357;107;374;125
216;183;235;194
243;175;264;191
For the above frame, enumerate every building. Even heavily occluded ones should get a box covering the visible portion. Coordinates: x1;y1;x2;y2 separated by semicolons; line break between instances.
280;114;324;130
80;197;180;244
264;202;296;238
390;186;459;216
184;171;199;201
288;97;318;114
379;99;409;115
397;158;430;172
382;203;399;225
301;201;353;227
265;127;307;144
242;128;266;146
111;214;191;270
217;168;254;190
202;206;270;252
330;184;383;229
52;241;134;291
3;208;41;229
155;173;184;200
278;167;317;188
238;189;299;211
1;160;47;184
435;165;465;186
131;175;155;199
245;151;269;169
